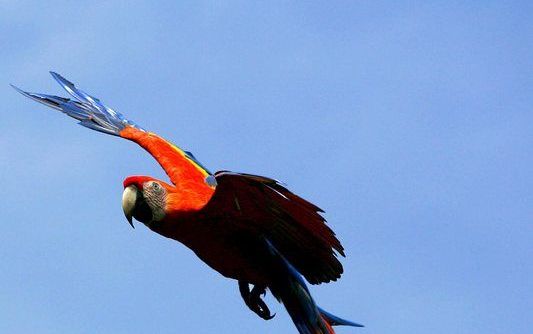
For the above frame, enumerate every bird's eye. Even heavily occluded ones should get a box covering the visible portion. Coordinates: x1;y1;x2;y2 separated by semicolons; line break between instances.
152;182;161;191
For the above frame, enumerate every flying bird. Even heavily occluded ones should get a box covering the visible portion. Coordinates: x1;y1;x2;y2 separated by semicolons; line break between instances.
12;72;363;334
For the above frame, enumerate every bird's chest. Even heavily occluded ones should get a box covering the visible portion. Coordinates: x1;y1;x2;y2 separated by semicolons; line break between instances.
149;215;269;285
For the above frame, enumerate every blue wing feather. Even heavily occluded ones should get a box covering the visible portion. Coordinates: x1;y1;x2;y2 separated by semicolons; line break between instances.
11;72;144;136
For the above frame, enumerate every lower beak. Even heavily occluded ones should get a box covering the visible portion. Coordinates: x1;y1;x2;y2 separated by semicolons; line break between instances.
122;185;137;229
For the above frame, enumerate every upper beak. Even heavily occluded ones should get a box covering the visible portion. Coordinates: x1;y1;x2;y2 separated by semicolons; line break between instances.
122;185;137;229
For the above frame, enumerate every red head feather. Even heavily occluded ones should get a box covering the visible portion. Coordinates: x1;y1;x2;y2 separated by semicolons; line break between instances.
123;175;157;190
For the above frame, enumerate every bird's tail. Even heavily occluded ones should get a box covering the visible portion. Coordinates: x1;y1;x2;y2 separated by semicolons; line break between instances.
265;239;363;334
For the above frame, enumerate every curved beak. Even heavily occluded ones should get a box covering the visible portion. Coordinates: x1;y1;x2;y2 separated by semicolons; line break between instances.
122;185;138;229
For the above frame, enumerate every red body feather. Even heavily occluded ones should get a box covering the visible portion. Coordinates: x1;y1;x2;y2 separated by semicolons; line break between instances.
120;126;344;286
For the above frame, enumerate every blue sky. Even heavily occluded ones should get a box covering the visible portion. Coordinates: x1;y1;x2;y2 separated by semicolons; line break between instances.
0;1;531;333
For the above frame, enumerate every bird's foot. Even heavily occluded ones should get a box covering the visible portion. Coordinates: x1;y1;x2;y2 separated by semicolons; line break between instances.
238;281;275;320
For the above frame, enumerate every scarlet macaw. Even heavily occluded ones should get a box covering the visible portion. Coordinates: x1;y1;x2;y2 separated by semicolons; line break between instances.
13;72;363;334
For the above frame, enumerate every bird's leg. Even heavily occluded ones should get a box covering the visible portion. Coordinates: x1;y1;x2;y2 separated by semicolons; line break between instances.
238;281;275;320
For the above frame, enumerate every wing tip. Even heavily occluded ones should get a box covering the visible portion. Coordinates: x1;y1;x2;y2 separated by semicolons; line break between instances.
49;71;66;83
10;83;27;96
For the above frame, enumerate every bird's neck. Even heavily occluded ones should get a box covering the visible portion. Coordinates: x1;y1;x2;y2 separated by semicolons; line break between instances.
165;183;215;213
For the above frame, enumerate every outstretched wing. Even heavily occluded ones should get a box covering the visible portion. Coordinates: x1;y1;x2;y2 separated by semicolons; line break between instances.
12;72;216;189
204;171;345;285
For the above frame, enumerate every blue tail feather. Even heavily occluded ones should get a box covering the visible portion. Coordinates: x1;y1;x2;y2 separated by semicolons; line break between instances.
264;239;363;333
318;307;364;328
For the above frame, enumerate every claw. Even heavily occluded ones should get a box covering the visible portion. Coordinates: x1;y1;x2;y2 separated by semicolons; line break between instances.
238;281;275;320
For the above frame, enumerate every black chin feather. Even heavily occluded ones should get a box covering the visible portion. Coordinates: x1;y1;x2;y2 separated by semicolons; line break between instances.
132;192;153;224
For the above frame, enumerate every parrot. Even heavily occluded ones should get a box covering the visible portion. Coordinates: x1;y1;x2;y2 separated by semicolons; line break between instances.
12;72;363;334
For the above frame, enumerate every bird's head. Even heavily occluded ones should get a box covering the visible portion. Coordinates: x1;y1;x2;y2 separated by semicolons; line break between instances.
122;176;171;228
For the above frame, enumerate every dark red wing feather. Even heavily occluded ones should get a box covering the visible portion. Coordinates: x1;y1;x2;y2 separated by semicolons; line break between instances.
204;171;345;284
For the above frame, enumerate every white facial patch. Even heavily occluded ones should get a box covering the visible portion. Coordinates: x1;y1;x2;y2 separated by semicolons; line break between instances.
143;181;167;222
